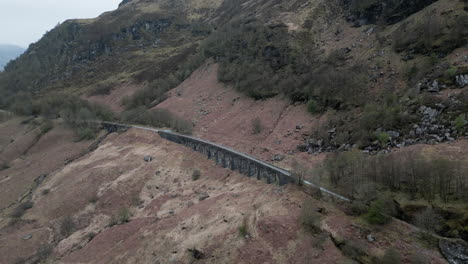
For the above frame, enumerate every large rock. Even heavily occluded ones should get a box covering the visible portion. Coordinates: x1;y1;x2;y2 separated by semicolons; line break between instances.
439;238;468;264
456;75;468;88
428;80;440;93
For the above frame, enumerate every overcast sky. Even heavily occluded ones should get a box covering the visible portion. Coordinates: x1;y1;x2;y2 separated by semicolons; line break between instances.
0;0;121;48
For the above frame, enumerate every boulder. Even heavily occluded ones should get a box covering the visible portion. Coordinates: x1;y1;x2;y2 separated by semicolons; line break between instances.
272;154;285;162
439;238;468;264
386;130;400;139
456;74;468;88
428;80;440;93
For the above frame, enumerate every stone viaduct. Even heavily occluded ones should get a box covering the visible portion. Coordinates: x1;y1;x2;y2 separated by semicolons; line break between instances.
100;121;350;201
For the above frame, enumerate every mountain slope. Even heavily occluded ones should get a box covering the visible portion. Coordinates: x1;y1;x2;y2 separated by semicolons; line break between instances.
0;44;24;71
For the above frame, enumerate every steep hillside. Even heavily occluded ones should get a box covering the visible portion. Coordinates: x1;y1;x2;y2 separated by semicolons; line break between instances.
0;120;450;263
0;44;24;71
0;0;468;262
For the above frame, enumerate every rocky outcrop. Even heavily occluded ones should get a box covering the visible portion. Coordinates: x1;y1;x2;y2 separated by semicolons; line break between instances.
344;0;439;26
119;0;134;7
303;102;465;155
439;239;468;264
456;74;468;88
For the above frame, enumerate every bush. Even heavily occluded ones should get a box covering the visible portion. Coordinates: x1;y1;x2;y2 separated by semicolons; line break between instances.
86;82;114;96
444;66;458;80
307;99;323;114
36;245;53;262
89;193;98;204
40;119;54;135
413;208;443;233
0;162;10;171
41;189;50;195
348;201;369;216
340;240;367;262
86;232;97;241
109;208;130;227
252;117;262;134
365;198;392;225
60;215;76;238
239;221;248;238
454;114;466;133
374;132;390;145
380;248;401;264
10;201;34;218
300;201;322;234
192;169;201;181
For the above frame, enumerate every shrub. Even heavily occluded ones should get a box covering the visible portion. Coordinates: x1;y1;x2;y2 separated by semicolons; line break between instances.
188;248;205;260
300;201;322;234
380;248;401;264
348;201;369;216
60;215;76;238
86;232;97;241
0;162;10;171
444;66;458;80
408;253;429;264
36;245;53;262
10;201;34;218
86;82;114;96
374;132;390;145
454;114;466;133
40;119;54;135
89;193;98;204
192;169;201;181
252;117;262;134
307;99;323;114
365;198;392;225
340;240;367;261
238;222;248;238
109;208;130;227
41;189;50;195
413;208;443;233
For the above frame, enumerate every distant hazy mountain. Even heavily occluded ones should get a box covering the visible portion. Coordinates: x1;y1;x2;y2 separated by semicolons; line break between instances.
0;44;25;71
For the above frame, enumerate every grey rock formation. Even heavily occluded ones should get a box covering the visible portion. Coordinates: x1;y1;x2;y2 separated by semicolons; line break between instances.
456;74;468;88
428;80;440;93
439;239;468;264
272;154;285;162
